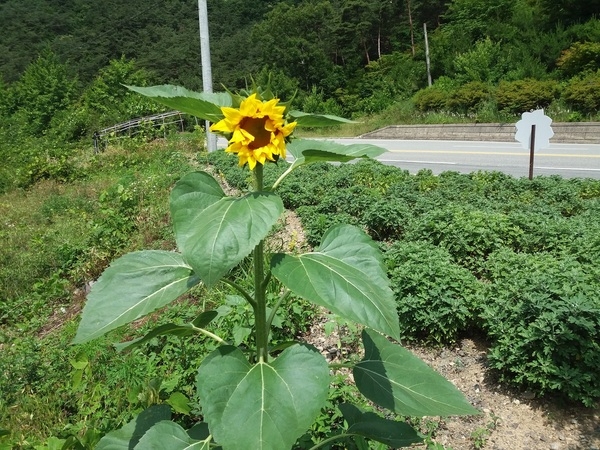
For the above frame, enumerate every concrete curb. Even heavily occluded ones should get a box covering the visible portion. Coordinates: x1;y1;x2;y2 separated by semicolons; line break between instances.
360;122;600;144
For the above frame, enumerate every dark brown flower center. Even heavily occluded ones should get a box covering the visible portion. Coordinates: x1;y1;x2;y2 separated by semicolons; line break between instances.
242;117;271;149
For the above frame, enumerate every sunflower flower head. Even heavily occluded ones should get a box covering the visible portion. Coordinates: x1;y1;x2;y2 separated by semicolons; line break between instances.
210;93;297;170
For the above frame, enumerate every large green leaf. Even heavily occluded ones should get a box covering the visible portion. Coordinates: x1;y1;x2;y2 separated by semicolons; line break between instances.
73;251;200;344
288;111;355;127
354;329;480;417
338;403;423;448
197;344;329;450
170;172;226;214
114;311;218;352
271;225;400;340
96;405;171;450
169;171;226;255
126;85;231;122
134;421;209;450
174;191;283;287
286;139;386;169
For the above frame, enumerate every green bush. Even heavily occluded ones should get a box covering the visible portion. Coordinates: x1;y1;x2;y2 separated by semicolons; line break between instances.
447;81;492;113
405;204;523;273
562;70;600;114
10;49;77;136
495;78;560;114
385;241;482;345
557;41;600;77
363;199;411;241
481;250;600;406
412;86;449;112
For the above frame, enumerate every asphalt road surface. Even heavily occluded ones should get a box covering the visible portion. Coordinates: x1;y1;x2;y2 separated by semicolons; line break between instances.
336;138;600;179
215;136;600;179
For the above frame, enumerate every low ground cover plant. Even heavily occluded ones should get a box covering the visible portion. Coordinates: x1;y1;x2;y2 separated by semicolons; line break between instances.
209;151;600;407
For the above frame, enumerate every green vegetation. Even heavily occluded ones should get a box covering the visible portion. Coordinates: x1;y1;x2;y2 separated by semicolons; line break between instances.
1;0;599;447
1;132;599;447
0;0;599;151
209;152;600;408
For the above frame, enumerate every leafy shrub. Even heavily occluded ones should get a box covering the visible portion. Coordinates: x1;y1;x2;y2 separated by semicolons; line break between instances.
453;38;510;84
447;81;492;113
495;79;560;114
481;250;600;406
274;162;335;209
412;86;449;112
363;199;411;241
385;241;483;345
405;205;523;273
557;41;600;77
10;49;77;136
562;70;600;114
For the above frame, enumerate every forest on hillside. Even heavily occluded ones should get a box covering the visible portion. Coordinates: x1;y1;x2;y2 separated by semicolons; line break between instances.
0;0;599;180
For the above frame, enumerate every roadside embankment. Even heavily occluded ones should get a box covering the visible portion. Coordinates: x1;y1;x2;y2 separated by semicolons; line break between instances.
361;122;600;143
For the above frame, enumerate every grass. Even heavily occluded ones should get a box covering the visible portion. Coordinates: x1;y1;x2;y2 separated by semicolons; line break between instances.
0;133;203;447
0;131;322;448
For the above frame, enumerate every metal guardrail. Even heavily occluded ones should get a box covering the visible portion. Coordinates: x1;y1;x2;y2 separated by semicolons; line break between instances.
93;111;186;152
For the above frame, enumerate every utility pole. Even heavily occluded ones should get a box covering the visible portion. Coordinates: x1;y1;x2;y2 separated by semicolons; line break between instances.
423;23;432;87
198;0;217;152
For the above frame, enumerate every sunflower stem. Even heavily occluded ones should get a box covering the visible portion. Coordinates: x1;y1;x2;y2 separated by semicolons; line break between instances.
271;164;294;191
253;164;269;363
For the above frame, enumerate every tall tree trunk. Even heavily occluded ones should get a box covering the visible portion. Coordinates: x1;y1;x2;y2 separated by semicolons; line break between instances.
407;0;415;56
378;25;381;59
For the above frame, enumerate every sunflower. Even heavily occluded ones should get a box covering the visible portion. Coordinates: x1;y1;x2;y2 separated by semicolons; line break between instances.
210;94;297;170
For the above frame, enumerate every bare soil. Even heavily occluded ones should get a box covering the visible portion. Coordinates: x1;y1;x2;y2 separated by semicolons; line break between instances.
407;338;600;450
305;313;599;450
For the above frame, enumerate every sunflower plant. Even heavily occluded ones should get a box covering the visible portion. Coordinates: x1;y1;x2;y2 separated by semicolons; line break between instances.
74;84;478;449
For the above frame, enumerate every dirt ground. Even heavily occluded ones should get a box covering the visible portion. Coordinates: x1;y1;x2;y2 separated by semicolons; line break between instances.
306;314;599;450
407;338;600;450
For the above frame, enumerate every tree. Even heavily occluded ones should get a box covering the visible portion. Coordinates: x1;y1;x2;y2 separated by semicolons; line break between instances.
251;1;341;92
538;0;600;28
12;49;77;135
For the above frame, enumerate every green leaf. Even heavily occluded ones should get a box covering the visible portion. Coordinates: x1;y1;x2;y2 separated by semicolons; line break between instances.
96;405;171;450
339;403;423;448
286;139;386;169
288;111;355;127
175;191;283;287
170;172;226;214
271;225;400;340
354;329;480;417
166;392;192;415
74;251;200;344
114;311;218;352
197;344;329;450
134;421;209;450
125;85;231;122
170;171;225;256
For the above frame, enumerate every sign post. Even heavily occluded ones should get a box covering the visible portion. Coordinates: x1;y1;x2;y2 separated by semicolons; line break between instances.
515;110;553;180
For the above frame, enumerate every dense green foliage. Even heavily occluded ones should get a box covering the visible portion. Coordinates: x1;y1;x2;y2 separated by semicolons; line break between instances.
0;0;598;197
1;0;600;445
207;151;600;407
0;0;599;142
1;133;599;447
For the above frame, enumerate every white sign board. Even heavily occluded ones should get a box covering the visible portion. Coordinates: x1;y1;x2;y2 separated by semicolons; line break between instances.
515;109;554;151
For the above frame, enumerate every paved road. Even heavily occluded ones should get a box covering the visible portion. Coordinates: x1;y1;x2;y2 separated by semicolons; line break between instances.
216;137;600;179
333;138;600;179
